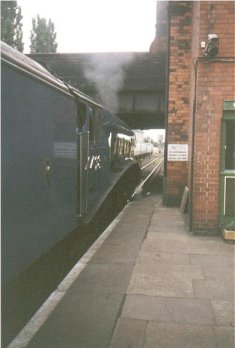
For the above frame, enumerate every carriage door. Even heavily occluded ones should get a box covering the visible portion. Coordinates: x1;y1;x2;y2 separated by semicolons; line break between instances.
220;101;235;229
77;102;89;219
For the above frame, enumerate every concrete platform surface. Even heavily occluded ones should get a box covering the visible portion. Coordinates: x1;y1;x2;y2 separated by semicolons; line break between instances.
9;194;235;348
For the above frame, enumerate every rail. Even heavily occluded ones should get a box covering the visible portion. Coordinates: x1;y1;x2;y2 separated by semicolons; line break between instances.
132;155;164;198
141;154;163;171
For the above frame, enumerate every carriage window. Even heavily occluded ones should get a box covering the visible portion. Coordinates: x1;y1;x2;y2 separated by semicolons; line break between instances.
88;108;102;143
114;138;119;155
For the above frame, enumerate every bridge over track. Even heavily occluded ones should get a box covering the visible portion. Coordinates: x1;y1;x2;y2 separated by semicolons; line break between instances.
28;52;166;130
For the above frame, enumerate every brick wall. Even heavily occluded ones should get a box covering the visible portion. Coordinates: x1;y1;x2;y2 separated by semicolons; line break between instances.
190;1;235;233
165;1;235;234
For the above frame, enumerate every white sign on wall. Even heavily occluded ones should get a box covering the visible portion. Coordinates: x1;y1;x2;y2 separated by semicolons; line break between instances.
168;144;188;161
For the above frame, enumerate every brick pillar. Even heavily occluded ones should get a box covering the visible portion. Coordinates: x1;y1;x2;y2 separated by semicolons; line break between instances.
164;2;192;206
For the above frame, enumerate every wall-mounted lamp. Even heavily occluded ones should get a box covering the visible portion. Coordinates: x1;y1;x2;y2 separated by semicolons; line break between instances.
201;34;219;58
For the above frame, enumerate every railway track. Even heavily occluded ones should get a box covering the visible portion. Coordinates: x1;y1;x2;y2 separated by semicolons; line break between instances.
140;153;163;171
132;153;164;198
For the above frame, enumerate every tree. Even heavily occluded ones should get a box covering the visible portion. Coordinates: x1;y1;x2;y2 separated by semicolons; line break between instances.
1;1;24;52
30;15;58;53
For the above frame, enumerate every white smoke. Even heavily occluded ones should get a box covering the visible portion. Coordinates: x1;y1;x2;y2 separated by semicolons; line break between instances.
84;53;134;114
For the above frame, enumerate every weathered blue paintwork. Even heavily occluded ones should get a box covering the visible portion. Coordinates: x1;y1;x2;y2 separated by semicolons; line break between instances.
1;42;138;284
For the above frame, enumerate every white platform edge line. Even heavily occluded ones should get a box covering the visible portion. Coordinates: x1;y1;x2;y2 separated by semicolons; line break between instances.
7;203;130;348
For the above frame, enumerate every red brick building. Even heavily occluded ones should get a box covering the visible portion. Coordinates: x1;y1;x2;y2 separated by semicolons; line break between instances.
152;1;235;234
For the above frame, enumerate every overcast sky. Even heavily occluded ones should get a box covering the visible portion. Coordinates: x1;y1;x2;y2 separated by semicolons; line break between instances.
18;0;157;53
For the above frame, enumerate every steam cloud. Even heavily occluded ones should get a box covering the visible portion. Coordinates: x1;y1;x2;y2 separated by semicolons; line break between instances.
84;53;134;114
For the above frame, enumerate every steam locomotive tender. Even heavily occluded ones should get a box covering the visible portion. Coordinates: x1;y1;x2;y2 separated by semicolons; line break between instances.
1;42;140;284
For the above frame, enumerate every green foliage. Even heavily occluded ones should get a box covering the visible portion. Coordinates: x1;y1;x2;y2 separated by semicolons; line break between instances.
30;15;58;53
1;1;24;52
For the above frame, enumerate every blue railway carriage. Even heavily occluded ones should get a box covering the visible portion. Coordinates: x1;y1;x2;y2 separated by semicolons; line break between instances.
1;42;139;284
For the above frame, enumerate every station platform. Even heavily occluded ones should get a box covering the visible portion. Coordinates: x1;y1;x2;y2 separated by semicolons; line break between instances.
9;194;234;348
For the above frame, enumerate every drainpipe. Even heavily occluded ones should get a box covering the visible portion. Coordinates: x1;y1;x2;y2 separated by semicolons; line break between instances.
163;2;170;205
189;58;199;231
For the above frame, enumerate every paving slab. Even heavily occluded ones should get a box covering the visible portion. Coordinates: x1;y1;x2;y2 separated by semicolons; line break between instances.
136;239;191;266
148;223;188;233
151;207;182;215
105;225;146;245
166;298;215;325
190;253;234;266
129;256;204;280
121;294;172;321
127;273;195;297
143;237;189;253
144;322;217;348
70;263;133;294
217;242;235;255
193;278;234;300
214;326;235;348
150;218;186;226
187;238;235;255
211;300;235;327
109;318;146;348
90;242;141;264
136;250;191;265
201;263;234;281
114;214;154;234
120;211;153;222
28;293;122;348
146;230;189;240
121;202;156;219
